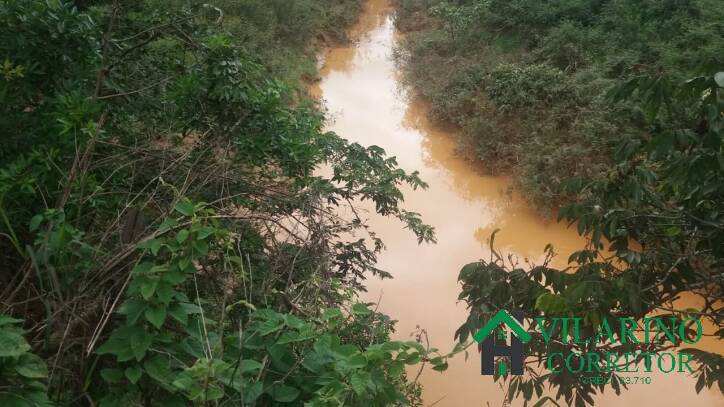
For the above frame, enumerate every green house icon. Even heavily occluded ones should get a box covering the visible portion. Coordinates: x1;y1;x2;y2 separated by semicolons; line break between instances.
474;310;530;376
473;309;531;343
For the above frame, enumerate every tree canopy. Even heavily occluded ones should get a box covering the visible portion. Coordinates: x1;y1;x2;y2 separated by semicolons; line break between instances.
0;1;447;405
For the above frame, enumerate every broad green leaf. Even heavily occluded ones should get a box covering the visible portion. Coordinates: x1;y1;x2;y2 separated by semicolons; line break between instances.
119;299;147;325
240;359;262;373
100;368;124;383
269;384;300;403
176;229;189;244
140;279;157;300
257;318;284;336
146;305;167;329
96;334;132;360
168;303;189;326
130;328;153;360
432;361;449;372
243;382;264;403
144;356;173;383
163;266;187;285
14;353;48;378
174;199;195;216
155;283;175;304
346;354;367;368
125;366;142;384
0;328;30;357
277;331;301;344
197;226;215;239
132;262;154;275
158;217;179;232
350;372;370;395
192;239;208;256
29;214;43;231
172;373;194;391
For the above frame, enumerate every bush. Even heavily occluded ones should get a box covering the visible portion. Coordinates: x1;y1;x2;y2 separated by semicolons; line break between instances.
0;1;449;405
0;315;52;406
394;0;723;211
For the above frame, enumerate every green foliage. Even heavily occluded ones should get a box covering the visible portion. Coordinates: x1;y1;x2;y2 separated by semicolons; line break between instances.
456;74;724;405
486;63;573;112
0;315;52;406
394;0;723;212
395;3;724;399
213;0;362;86
95;204;448;405
0;0;444;405
0;0;99;163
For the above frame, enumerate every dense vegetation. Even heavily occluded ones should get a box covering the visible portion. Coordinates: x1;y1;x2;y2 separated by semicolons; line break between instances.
0;0;450;405
456;72;724;407
393;1;723;406
3;0;722;406
394;0;723;213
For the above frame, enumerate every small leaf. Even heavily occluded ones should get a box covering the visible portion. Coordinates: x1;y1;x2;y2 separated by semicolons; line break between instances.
192;239;208;256
146;305;167;329
350;372;369;395
0;329;30;357
322;308;342;321
132;262;154;275
144;356;172;383
269;384;300;403
174;199;195;216
158;217;178;232
176;229;189;244
243;382;264;403
140;280;158;300
168;303;190;326
240;359;262;373
125;366;143;384
346;354;367;368
257;319;284;336
100;368;124;383
29;215;43;231
197;226;215;239
695;373;705;393
130;329;153;360
14;353;48;378
351;303;371;316
664;226;681;237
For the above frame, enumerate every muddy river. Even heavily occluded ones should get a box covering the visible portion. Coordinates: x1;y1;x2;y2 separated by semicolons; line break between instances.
312;0;723;405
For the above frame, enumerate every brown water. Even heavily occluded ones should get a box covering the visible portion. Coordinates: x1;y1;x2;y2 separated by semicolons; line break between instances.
313;1;723;405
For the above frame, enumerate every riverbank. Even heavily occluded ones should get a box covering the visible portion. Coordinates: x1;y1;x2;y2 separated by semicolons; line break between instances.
391;0;723;214
313;1;583;404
